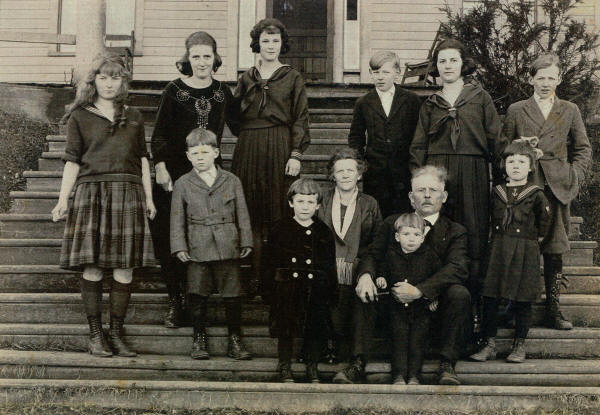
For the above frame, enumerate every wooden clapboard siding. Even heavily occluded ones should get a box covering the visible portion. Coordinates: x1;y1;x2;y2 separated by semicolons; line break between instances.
0;0;74;84
369;1;449;76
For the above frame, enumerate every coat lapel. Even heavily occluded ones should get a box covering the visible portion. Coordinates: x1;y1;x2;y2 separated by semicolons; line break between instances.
387;86;409;120
522;96;546;132
365;89;388;121
539;98;565;137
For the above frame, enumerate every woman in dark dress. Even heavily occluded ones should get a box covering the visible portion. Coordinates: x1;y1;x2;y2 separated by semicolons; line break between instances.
409;39;502;321
232;18;311;282
150;31;239;327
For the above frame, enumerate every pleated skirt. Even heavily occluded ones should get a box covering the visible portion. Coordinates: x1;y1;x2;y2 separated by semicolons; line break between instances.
231;125;293;233
60;181;157;270
483;235;542;302
427;154;490;260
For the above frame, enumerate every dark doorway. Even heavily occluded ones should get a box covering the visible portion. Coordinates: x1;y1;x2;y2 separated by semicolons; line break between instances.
267;0;332;82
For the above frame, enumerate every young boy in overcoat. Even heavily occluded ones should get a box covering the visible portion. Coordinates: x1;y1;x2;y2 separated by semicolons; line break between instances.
348;51;422;217
502;52;592;330
262;178;337;383
170;128;253;360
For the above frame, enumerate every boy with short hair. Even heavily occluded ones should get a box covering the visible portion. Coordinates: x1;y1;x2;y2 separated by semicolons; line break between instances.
348;51;422;217
262;178;337;383
170;128;253;360
502;52;591;330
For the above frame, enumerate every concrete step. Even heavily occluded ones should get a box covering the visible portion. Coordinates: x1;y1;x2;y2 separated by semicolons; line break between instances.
0;263;594;294
1;323;599;358
0;292;599;327
1;264;598;295
1;350;600;387
2;378;600;413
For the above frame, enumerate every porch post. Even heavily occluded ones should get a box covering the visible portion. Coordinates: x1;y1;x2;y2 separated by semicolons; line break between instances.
74;0;106;85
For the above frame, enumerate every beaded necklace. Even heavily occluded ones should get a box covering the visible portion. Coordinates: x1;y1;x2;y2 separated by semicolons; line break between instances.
172;80;225;129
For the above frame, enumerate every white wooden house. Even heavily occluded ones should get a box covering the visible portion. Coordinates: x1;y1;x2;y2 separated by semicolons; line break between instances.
0;0;597;85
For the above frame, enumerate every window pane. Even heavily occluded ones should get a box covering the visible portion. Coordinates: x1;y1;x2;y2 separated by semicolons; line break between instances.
107;0;135;35
59;0;76;52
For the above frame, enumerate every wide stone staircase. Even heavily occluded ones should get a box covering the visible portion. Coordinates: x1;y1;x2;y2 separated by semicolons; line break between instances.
0;84;599;412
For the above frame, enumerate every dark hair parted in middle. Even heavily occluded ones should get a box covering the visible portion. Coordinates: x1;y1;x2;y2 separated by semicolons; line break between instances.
287;178;322;203
327;148;368;180
500;140;538;175
431;38;477;77
250;18;290;55
176;31;223;76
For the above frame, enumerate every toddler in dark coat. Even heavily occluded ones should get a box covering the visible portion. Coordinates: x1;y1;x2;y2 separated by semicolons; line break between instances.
375;213;441;385
470;141;550;363
262;178;337;384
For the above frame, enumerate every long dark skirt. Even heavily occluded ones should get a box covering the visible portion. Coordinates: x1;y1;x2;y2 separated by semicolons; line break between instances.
231;125;293;234
60;181;157;270
427;154;490;261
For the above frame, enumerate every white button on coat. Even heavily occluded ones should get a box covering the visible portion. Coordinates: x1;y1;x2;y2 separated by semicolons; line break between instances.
291;257;297;263
293;272;299;278
308;273;314;279
306;259;312;265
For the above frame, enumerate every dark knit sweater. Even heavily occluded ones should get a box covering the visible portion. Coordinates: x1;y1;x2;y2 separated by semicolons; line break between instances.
63;105;148;185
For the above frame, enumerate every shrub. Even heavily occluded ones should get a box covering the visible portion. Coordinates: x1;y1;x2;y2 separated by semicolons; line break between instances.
439;0;600;117
0;111;57;212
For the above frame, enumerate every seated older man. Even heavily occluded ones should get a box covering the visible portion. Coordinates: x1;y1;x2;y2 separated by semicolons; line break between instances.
333;165;471;385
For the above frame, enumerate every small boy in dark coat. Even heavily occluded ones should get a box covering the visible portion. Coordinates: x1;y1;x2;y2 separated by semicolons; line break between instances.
375;213;441;385
348;51;421;218
262;178;337;383
170;128;253;361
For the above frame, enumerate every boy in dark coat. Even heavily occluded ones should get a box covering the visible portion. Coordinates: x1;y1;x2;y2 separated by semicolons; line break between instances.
375;213;442;385
502;52;592;330
262;178;337;383
170;128;253;361
348;51;421;218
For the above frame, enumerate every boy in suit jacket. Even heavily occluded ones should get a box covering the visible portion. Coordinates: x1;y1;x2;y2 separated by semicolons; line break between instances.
348;51;422;218
170;128;253;360
502;52;592;330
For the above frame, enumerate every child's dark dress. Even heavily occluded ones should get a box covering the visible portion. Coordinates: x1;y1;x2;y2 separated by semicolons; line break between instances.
60;106;157;270
378;242;442;379
232;66;310;233
483;183;551;302
262;216;337;341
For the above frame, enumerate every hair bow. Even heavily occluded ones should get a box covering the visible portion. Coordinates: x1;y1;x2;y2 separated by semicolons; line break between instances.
515;136;544;160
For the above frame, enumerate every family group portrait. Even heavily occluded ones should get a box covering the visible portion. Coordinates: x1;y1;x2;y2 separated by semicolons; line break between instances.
0;0;599;414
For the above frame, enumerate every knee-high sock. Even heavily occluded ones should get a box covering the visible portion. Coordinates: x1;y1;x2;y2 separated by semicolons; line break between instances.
81;279;103;317
109;280;131;319
188;294;208;332
224;297;242;336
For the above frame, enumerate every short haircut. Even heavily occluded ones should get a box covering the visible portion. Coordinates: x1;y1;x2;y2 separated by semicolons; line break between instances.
176;31;223;75
287;178;322;203
327;148;368;179
411;165;448;187
250;18;290;55
393;212;425;233
431;38;477;77
501;141;538;174
185;128;218;149
529;52;561;77
369;51;401;72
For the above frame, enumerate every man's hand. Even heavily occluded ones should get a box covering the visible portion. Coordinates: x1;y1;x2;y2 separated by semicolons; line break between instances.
375;277;387;289
355;273;378;303
391;281;423;304
240;247;252;258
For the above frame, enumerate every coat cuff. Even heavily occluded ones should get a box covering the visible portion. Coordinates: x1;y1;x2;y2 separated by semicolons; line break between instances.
290;150;303;160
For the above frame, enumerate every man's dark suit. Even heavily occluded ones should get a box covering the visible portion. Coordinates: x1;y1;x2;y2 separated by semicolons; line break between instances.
353;213;471;364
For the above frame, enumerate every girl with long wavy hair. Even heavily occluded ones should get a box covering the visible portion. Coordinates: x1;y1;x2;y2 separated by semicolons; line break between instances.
53;52;157;358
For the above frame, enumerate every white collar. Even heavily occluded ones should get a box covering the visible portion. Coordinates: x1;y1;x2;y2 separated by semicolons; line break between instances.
534;93;555;105
195;165;217;179
376;84;395;98
422;212;440;226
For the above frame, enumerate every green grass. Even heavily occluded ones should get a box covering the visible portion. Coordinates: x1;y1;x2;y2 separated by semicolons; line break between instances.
0;110;57;212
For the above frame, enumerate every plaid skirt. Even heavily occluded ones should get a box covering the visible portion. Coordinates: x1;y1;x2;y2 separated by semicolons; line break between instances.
59;181;158;270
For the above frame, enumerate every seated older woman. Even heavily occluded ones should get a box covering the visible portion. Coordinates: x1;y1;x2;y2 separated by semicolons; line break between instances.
317;148;383;363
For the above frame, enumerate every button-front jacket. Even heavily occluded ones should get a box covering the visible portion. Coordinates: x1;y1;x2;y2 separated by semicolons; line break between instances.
262;216;337;338
170;167;253;262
